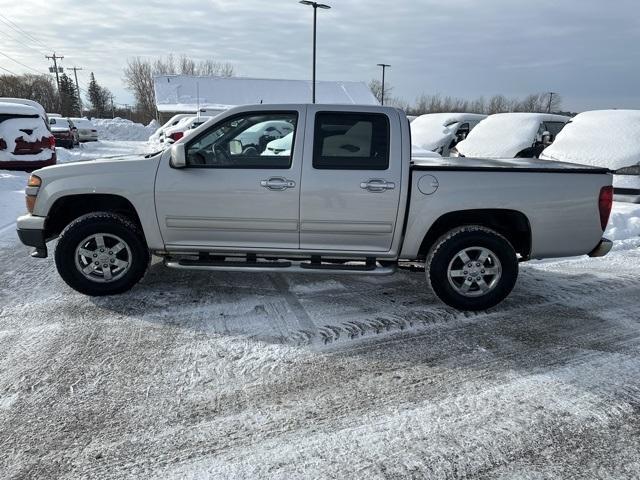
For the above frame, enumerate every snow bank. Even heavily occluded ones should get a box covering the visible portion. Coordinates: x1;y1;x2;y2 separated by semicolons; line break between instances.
605;203;640;241
90;117;159;141
55;140;153;163
456;113;569;158
0;170;28;228
410;113;485;152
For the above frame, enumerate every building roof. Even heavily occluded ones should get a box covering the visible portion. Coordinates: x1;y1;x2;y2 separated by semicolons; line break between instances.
153;75;379;112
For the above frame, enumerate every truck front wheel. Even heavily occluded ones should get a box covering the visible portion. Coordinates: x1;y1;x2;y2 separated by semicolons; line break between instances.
54;212;150;296
426;226;518;311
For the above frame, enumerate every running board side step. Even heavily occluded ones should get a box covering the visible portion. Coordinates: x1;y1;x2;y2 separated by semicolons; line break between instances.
165;258;396;275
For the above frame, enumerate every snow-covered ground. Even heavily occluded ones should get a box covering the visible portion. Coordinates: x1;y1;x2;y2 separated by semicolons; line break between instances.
0;130;639;478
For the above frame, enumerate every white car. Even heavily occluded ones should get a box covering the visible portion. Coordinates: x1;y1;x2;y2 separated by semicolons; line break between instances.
163;116;199;143
236;120;294;155
541;110;640;203
262;132;293;156
150;114;195;142
70;118;98;142
452;113;570;158
411;113;486;156
182;116;215;139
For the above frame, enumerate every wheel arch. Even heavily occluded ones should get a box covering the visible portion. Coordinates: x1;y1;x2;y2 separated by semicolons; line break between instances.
45;194;144;240
417;209;532;260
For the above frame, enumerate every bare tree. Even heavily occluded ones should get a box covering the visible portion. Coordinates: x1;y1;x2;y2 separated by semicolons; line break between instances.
0;74;58;112
123;54;235;122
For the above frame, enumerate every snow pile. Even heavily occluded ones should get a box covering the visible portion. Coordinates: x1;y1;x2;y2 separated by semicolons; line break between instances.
410;113;485;152
0;170;28;228
55;140;154;163
541;110;640;192
605;203;640;241
91;117;159;141
456;113;569;158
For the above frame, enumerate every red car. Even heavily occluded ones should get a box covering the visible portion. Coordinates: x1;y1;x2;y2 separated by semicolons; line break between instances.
0;102;56;171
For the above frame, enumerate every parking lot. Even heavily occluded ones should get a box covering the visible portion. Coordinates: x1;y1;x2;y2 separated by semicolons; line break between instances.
2;213;640;478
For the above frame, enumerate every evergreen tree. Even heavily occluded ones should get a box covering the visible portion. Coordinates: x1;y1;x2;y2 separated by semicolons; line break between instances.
59;73;80;117
87;72;111;117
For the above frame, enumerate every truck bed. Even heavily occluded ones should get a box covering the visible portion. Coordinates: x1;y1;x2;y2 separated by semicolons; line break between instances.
411;156;611;174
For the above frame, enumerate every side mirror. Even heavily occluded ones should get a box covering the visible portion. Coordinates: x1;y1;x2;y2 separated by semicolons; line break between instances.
170;143;186;168
541;131;554;146
229;139;242;155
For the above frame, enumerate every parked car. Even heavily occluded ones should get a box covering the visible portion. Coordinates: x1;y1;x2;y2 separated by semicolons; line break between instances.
411;113;487;156
70;118;98;142
182;116;215;139
0;102;56;171
452;113;570;158
48;117;78;148
17;104;613;311
162;116;200;143
1;98;49;122
262;132;293;156
150;114;195;142
541;110;640;203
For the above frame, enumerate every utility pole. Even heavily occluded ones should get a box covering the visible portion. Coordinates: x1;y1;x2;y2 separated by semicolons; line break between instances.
547;92;556;113
46;53;64;111
70;66;83;116
377;63;391;105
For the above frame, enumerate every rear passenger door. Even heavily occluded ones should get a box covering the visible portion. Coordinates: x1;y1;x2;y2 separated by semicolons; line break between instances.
299;106;402;253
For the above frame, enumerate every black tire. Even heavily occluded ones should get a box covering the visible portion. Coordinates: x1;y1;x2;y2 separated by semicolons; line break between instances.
426;226;518;311
54;212;150;296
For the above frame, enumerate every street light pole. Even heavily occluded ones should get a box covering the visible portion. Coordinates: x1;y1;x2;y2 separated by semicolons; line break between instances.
377;63;390;105
547;92;556;113
299;1;331;103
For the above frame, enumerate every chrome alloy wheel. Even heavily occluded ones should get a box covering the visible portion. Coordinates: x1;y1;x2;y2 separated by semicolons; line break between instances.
74;233;132;283
447;246;502;297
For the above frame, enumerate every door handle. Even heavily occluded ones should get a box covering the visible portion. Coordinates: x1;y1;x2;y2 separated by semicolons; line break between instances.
360;178;396;192
260;177;296;190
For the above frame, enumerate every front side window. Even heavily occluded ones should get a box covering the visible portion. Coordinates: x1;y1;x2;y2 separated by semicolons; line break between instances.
185;112;297;168
313;112;389;170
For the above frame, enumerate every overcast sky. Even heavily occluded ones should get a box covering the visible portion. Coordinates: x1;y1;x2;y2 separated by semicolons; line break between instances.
1;0;639;112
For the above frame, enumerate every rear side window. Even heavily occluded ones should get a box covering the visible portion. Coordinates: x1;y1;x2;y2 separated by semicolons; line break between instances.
313;112;389;170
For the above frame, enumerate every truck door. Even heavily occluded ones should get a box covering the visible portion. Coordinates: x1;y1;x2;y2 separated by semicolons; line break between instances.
299;107;402;252
154;108;305;250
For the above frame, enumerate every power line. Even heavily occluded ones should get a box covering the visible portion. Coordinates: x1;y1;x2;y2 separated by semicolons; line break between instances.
0;13;51;52
0;49;45;74
0;28;48;57
0;64;18;75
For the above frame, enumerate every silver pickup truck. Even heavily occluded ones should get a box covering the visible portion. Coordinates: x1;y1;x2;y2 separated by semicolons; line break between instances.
17;104;614;310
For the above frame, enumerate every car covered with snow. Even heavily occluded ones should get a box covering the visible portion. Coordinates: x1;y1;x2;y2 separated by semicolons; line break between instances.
49;117;78;148
452;113;570;158
262;132;293;156
0;102;56;171
411;113;486;156
17;104;614;311
149;114;194;142
70;118;98;142
541;110;640;203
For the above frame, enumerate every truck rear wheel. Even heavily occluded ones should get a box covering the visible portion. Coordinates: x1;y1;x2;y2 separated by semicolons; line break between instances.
54;212;150;296
426;226;518;311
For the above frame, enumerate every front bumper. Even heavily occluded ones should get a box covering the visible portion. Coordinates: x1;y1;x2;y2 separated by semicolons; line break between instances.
16;215;48;258
588;238;613;258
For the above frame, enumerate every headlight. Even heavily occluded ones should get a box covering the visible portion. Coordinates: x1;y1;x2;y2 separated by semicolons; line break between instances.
26;175;41;213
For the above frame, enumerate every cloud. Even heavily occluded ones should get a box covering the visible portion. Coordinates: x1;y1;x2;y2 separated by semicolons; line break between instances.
1;0;639;111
